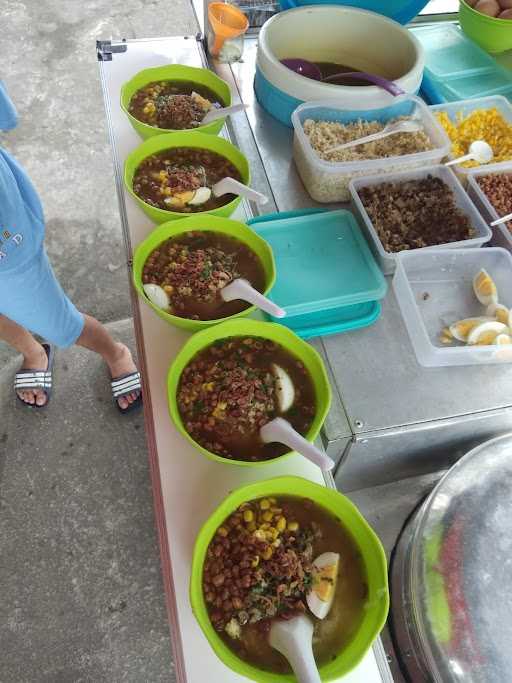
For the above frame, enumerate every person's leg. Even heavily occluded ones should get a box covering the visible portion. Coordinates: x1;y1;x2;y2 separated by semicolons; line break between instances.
76;314;140;411
0;314;49;406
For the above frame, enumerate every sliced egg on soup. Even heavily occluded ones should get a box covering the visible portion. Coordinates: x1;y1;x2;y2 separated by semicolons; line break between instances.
271;363;295;413
473;269;498;306
188;186;212;206
143;284;170;311
467;321;507;345
306;552;340;620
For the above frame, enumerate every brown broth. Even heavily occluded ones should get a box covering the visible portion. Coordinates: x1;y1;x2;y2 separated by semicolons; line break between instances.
177;337;316;461
128;80;225;129
142;231;266;320
314;62;373;87
132;148;242;213
211;496;367;673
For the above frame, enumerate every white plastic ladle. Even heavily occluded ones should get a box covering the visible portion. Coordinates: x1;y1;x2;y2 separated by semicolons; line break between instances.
324;119;422;154
212;177;269;205
260;417;334;471
490;211;512;227
202;103;248;124
269;614;321;683
444;140;494;167
221;278;285;318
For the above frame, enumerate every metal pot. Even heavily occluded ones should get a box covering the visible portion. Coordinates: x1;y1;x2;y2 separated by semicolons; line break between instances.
391;434;512;682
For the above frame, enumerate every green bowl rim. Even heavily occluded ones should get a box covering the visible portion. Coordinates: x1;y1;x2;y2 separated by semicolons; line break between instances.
119;64;233;135
167;319;332;467
460;0;512;25
132;215;277;329
189;475;390;682
123;131;251;220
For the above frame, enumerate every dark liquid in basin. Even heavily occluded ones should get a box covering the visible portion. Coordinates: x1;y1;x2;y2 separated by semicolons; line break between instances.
314;62;376;87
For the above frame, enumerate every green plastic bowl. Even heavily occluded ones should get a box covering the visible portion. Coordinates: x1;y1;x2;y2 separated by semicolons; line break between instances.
190;475;389;682
124;131;250;223
167;319;332;466
459;0;512;54
132;215;277;332
120;64;232;139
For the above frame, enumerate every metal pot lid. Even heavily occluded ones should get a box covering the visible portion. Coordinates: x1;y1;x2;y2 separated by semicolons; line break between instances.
408;434;512;682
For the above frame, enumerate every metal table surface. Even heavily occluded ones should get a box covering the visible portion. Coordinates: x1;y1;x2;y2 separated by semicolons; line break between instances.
209;37;512;492
97;35;391;683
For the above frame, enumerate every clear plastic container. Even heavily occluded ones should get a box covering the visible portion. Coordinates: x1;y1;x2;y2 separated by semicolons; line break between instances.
349;164;492;275
467;162;512;254
393;247;512;367
291;95;451;203
430;95;512;177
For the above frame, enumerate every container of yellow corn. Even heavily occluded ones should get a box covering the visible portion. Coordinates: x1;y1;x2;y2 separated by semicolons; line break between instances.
431;95;512;178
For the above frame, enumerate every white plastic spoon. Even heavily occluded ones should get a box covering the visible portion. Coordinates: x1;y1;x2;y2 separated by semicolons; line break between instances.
269;615;321;683
491;211;512;227
444;140;494;167
260;417;334;471
221;278;285;318
212;177;269;205
201;103;248;124
324;119;422;154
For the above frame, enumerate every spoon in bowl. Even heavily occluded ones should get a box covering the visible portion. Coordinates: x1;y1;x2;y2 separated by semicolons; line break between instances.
183;179;268;208
260;418;334;471
324;119;422;154
221;278;285;318
269;614;321;683
490;211;512;227
445;140;494;167
201;103;248;125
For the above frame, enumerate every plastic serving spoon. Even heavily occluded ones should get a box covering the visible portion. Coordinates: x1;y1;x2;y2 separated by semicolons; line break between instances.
445;140;494;167
280;58;322;80
491;211;512;227
269;614;321;683
201;103;248;124
324;119;422;153
260;417;334;471
221;278;285;318
211;177;269;205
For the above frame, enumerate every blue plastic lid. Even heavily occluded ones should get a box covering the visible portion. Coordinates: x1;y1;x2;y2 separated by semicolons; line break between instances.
249;209;387;317
278;0;430;25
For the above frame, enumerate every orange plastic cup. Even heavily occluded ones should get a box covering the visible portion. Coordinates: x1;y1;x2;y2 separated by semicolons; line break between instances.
208;2;249;56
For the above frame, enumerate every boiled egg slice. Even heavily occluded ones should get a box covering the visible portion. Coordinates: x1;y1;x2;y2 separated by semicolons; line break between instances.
188;186;212;206
449;316;494;342
467;321;507;345
473;269;498;306
271;363;295;413
306;552;340;620
486;303;510;325
143;284;170;311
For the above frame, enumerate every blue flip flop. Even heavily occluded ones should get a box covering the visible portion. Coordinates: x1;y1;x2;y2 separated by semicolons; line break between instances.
15;343;54;408
111;371;143;414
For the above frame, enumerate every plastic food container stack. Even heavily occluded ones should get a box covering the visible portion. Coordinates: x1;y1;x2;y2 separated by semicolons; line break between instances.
292;95;450;203
430;95;512;177
393;247;512;367
349;164;492;275
248;209;387;339
467;161;512;253
411;24;512;104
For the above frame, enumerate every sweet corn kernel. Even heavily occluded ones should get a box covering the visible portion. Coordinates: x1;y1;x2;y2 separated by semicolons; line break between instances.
261;522;270;530
436;108;512;168
243;509;254;523
217;526;228;537
287;521;299;532
276;517;287;532
259;499;270;510
251;556;260;568
247;522;256;532
253;529;266;541
262;546;273;560
268;528;279;540
262;511;273;522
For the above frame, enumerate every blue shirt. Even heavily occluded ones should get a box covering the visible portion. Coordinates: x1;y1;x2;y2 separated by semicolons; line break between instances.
0;80;45;274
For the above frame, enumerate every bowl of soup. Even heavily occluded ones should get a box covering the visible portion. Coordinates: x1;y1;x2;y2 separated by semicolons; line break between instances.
132;215;276;331
124;132;250;223
120;64;232;139
167;319;331;466
190;475;389;681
